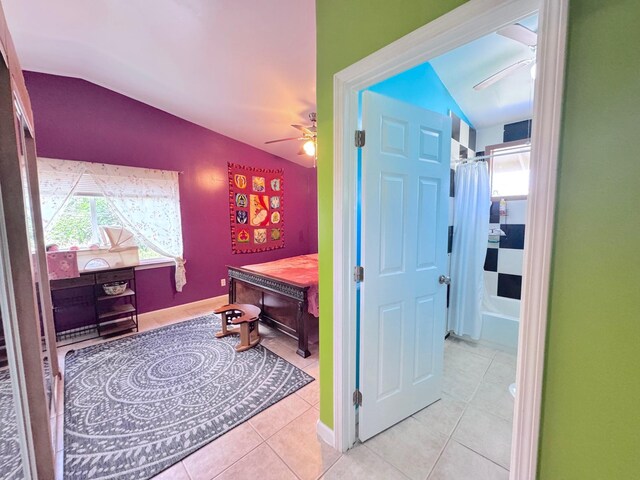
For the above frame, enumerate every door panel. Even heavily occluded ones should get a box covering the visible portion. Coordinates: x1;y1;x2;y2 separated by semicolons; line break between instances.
359;91;451;441
377;302;404;400
416;178;439;268
379;174;405;274
381;116;408;157
413;297;436;383
419;127;442;162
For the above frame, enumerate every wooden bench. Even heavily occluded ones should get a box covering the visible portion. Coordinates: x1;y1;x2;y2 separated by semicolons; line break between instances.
213;303;262;352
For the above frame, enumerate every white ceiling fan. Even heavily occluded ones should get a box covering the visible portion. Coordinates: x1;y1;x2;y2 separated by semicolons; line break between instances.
265;112;317;157
473;23;538;91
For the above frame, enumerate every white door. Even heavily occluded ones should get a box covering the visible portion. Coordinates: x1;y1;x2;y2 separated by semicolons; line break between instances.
359;91;451;440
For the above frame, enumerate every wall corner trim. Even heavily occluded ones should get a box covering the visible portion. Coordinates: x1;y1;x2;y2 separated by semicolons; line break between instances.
511;0;569;478
316;419;335;448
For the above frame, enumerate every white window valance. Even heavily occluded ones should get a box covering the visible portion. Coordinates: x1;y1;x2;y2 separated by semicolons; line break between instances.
37;158;186;291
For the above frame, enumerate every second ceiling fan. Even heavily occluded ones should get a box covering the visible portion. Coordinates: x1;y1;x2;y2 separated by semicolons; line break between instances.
473;23;538;91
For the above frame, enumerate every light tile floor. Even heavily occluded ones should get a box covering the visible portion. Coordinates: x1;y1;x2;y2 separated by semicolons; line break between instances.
53;299;516;480
327;337;517;480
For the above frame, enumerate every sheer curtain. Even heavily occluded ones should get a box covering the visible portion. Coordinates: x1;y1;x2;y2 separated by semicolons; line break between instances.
449;161;490;340
37;158;186;292
38;158;86;230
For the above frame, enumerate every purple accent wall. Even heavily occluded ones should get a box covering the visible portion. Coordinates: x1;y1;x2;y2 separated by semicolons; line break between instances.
25;72;318;313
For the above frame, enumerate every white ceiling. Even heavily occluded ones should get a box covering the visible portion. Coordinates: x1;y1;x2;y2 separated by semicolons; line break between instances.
2;0;317;167
3;2;536;164
430;15;538;129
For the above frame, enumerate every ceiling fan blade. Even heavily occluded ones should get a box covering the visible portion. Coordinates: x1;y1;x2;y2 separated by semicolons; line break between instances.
498;24;537;47
473;58;534;91
264;136;304;145
291;124;313;135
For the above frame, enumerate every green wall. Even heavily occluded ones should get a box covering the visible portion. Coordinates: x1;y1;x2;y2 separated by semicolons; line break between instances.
316;0;640;478
538;1;640;477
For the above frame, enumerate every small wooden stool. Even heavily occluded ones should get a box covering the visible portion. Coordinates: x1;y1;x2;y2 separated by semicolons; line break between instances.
213;303;262;352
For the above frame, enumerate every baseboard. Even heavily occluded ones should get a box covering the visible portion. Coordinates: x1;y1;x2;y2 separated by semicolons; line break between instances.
138;294;228;321
316;419;335;448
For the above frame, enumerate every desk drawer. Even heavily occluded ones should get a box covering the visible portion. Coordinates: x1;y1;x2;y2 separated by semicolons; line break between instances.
50;274;95;291
95;268;134;283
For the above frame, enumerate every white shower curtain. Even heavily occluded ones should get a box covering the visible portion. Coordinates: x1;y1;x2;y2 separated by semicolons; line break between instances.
449;161;490;340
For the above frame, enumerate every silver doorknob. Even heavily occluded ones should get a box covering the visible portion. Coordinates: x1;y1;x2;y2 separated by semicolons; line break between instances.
439;275;451;285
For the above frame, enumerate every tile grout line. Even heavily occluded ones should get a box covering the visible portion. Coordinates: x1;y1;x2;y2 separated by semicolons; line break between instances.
251;402;313;442
181;460;194;480
182;421;265;480
443;339;513;473
425;435;454;480
424;387;472;480
474;358;516;423
449;345;513;472
206;436;268;480
264;426;334;480
264;442;302;480
455;441;511;473
450;421;511;471
357;442;412;480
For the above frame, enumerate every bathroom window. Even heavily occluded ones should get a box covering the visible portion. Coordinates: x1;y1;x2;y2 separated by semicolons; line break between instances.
487;140;530;199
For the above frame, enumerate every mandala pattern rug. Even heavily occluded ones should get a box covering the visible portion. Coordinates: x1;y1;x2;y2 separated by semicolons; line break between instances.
0;369;24;480
64;315;314;480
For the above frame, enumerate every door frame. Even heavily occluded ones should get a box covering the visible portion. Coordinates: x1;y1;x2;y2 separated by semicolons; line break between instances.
329;0;568;478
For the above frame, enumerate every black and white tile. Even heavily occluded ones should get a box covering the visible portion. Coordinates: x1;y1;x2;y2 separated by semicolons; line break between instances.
497;274;523;300
450;112;476;162
504;120;532;143
497;249;524;276
484;199;527;300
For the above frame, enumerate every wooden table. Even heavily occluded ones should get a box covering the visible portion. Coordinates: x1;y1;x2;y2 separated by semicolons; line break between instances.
227;265;314;358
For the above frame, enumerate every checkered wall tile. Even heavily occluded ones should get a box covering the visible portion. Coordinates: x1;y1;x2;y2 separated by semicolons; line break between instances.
450;112;476;162
484;119;531;300
449;116;530;302
484;199;527;300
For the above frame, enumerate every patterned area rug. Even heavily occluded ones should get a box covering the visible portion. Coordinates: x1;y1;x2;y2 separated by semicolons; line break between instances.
64;315;313;480
0;369;24;480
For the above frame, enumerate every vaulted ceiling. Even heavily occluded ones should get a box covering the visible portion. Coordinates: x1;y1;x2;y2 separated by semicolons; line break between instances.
2;0;317;166
3;1;536;167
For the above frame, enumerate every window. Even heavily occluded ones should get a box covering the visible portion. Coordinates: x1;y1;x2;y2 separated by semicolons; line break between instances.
38;158;186;290
46;195;163;261
486;140;530;199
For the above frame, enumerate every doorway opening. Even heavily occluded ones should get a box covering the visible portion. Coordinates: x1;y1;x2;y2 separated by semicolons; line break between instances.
330;0;568;478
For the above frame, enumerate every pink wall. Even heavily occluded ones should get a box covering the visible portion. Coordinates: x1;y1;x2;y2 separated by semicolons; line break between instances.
25;72;318;313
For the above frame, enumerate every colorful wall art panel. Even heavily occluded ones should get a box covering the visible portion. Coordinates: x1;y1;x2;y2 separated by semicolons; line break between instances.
228;163;284;253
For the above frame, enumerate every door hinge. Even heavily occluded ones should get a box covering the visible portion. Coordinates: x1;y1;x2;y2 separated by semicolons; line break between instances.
353;388;363;407
353;265;364;283
355;129;366;148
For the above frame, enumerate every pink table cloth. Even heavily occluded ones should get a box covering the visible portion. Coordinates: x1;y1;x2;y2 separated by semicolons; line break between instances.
242;253;319;317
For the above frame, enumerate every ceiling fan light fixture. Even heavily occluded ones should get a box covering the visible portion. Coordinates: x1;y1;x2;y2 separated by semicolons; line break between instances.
303;139;316;157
